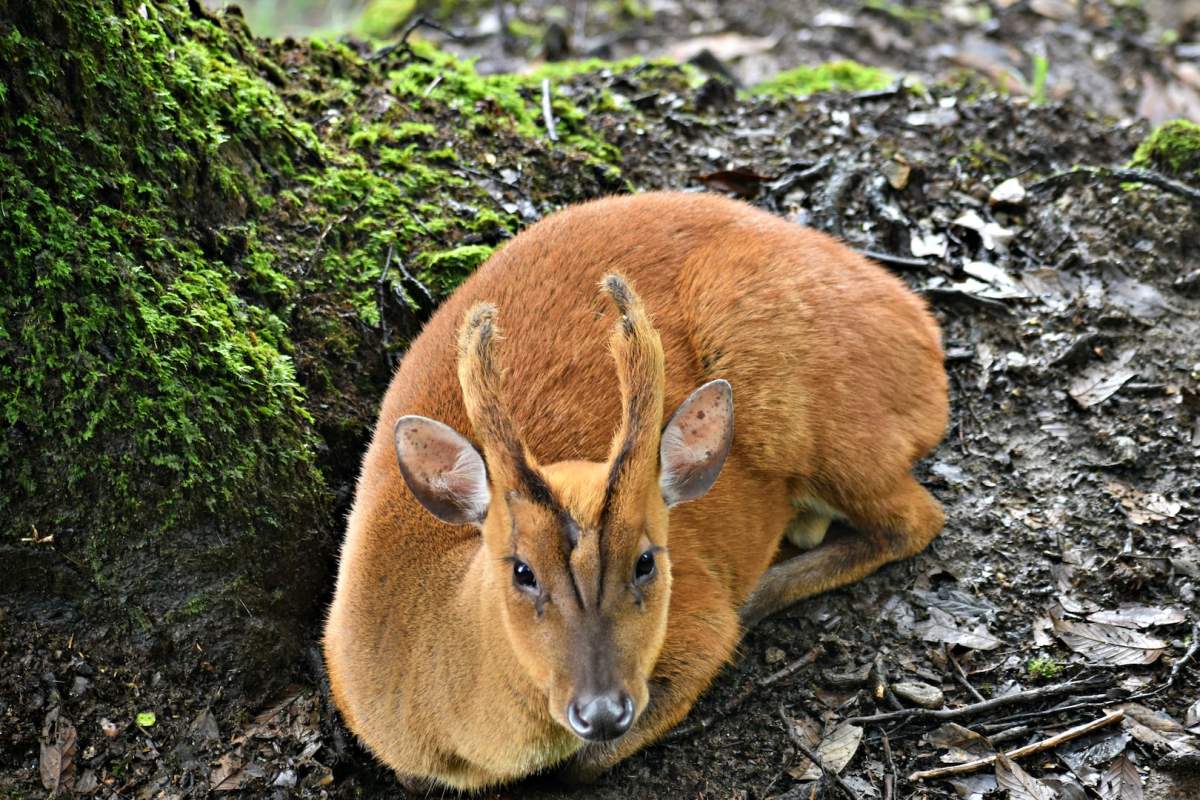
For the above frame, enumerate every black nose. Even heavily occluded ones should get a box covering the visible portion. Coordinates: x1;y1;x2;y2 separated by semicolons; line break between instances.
566;691;635;741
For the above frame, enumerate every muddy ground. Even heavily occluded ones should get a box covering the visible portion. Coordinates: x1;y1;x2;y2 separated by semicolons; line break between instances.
4;1;1200;798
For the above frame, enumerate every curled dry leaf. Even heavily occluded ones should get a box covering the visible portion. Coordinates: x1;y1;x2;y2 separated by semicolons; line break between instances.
994;751;1056;800
1052;617;1166;665
697;167;771;198
1098;753;1143;800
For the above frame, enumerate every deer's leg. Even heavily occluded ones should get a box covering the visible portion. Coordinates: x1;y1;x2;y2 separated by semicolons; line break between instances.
740;475;943;628
560;577;740;782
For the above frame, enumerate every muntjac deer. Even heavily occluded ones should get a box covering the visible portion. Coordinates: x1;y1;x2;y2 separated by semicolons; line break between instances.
324;192;948;790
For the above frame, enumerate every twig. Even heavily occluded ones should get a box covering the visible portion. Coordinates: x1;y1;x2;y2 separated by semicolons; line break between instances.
368;15;465;61
1030;166;1200;205
780;705;861;800
1163;620;1200;691
946;645;985;703
541;79;558;142
667;646;822;740
844;677;1107;725
908;709;1124;781
858;249;930;270
880;729;896;800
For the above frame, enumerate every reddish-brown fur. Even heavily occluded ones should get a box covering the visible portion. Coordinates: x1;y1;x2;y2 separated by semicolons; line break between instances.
323;192;949;789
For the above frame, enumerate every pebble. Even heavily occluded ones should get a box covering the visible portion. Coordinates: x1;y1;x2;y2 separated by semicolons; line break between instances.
765;647;786;665
892;680;945;709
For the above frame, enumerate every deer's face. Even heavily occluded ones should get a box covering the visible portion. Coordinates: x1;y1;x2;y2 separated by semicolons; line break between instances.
392;276;733;743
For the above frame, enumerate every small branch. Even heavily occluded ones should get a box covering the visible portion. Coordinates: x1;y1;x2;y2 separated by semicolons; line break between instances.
368;15;465;62
946;645;986;703
908;709;1124;782
844;678;1107;725
541;79;558;142
667;646;822;740
880;729;896;800
1029;166;1200;205
1164;620;1200;690
780;706;861;800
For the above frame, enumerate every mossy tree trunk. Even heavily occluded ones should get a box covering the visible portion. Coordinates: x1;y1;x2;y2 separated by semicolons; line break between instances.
0;0;622;695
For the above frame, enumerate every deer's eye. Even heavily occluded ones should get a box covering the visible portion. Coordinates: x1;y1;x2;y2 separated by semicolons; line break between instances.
513;560;538;591
634;550;656;584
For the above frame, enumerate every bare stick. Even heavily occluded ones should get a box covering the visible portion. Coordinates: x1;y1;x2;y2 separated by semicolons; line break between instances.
541;79;558;142
858;249;930;270
1030;166;1200;205
946;645;986;703
844;678;1107;725
908;709;1124;782
667;646;822;740
780;706;861;800
880;729;896;800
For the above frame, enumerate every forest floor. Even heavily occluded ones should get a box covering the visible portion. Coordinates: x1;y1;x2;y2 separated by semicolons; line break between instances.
4;1;1200;798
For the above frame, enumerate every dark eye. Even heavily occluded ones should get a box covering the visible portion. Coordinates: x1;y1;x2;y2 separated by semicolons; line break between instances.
513;560;538;591
634;550;656;583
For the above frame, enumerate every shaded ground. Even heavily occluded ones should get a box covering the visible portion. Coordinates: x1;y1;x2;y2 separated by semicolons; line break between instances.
4;1;1200;798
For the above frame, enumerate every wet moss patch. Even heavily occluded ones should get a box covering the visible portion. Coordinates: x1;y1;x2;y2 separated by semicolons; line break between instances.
1130;119;1200;180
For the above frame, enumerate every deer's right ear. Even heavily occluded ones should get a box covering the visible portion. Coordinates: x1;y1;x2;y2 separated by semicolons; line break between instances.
394;415;491;526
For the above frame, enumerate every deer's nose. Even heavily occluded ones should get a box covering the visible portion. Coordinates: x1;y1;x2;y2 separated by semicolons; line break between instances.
566;691;635;741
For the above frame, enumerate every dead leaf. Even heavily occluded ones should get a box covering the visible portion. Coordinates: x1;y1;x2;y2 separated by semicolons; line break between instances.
1185;699;1200;729
664;33;777;64
1098;753;1143;800
995;751;1056;800
915;606;1002;651
948;773;998;800
959;260;1029;299
794;722;863;781
697;167;770;198
1087;605;1187;629
953;210;1015;251
39;707;77;797
1052;617;1165;665
911;230;948;258
989;177;1027;206
1104;481;1183;526
1069;348;1137;408
927;722;994;764
1030;0;1078;21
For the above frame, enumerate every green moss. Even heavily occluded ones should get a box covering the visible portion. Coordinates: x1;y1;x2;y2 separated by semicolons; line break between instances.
1129;119;1200;179
750;60;893;99
1026;657;1063;679
417;244;496;294
355;0;418;39
1;0;632;680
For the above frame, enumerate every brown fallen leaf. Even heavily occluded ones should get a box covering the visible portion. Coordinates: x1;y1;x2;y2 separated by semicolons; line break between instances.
1052;617;1166;666
1098;752;1143;800
697;167;772;198
793;721;863;781
1104;481;1183;526
39;707;77;797
994;751;1056;800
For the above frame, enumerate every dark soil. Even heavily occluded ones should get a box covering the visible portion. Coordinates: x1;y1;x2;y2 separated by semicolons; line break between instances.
4;1;1199;798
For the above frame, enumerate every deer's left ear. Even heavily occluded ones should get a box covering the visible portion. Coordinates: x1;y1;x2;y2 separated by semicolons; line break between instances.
659;380;733;507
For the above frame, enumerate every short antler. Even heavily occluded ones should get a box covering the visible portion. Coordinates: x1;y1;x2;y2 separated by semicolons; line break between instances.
456;304;537;492
600;275;666;515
